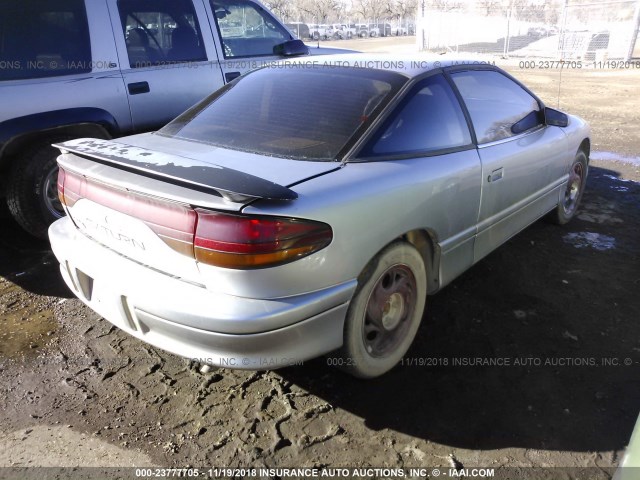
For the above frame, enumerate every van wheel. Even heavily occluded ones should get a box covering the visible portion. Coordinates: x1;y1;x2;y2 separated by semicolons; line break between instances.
549;149;588;225
6;136;72;239
336;242;427;379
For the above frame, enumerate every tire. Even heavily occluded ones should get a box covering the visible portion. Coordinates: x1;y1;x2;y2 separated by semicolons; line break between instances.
312;32;320;40
6;136;73;239
336;242;427;379
549;149;588;225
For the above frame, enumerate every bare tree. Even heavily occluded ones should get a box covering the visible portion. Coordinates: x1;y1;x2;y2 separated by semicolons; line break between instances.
263;0;295;21
296;0;344;22
352;0;387;21
376;0;418;23
478;0;504;16
425;0;463;11
380;0;397;19
394;0;418;19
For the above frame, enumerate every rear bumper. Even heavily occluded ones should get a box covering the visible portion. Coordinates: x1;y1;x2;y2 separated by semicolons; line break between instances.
49;217;354;369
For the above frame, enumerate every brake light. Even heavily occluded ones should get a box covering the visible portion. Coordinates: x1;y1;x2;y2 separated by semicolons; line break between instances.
59;167;197;256
194;210;332;269
58;167;332;269
57;168;66;207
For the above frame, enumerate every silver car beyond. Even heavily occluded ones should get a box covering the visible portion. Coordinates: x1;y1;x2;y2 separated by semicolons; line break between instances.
49;55;591;378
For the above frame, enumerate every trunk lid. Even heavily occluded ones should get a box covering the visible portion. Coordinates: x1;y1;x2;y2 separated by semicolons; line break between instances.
55;136;340;280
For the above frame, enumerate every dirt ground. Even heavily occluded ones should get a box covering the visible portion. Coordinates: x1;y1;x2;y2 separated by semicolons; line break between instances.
0;37;639;478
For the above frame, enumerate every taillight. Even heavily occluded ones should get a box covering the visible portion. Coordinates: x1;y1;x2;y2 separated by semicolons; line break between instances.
59;167;197;257
194;210;332;269
57;168;66;207
58;167;332;269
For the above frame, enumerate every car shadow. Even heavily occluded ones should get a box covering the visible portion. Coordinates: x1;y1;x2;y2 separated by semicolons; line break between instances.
0;205;73;298
279;165;640;452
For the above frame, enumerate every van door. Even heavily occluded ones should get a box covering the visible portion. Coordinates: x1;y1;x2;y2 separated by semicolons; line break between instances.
203;0;295;83
107;0;225;132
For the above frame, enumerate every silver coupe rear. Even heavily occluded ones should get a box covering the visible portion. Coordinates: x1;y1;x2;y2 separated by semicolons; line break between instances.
49;55;591;378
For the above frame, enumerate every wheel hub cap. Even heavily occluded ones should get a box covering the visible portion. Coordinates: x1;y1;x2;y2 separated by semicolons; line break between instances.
363;265;417;358
563;162;584;215
382;293;404;330
43;165;65;219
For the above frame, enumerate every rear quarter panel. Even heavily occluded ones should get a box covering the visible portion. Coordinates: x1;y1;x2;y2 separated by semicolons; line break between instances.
198;150;482;299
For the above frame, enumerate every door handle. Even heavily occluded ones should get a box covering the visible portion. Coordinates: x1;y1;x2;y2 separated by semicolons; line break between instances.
128;81;150;95
488;168;504;183
225;71;241;82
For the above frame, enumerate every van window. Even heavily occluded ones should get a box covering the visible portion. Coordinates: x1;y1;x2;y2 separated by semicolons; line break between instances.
211;0;291;58
0;0;91;81
118;0;207;68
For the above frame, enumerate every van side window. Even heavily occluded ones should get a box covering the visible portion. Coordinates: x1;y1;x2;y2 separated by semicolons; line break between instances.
0;0;91;80
211;0;291;58
118;0;207;68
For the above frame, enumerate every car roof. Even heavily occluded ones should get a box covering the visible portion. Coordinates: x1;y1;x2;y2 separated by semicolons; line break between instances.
283;53;496;79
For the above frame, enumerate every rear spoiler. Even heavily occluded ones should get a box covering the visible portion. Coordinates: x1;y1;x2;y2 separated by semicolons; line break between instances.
53;138;297;203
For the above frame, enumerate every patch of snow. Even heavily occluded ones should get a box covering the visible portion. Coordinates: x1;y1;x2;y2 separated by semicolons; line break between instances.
602;174;637;184
563;232;616;251
591;151;640;168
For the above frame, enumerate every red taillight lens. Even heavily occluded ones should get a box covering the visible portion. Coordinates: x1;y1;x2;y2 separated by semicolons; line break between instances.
194;210;332;269
59;167;332;269
59;166;80;208
59;167;197;256
57;167;66;207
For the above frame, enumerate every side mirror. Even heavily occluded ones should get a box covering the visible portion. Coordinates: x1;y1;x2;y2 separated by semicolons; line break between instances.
545;107;569;127
273;39;309;57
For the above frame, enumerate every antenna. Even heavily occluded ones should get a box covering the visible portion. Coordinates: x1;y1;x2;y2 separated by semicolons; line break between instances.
557;62;563;109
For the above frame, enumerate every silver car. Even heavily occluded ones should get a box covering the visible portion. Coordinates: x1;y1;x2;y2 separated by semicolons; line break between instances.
49;55;591;378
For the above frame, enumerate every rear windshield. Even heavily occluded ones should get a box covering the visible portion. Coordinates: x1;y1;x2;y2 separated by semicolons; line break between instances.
159;66;406;161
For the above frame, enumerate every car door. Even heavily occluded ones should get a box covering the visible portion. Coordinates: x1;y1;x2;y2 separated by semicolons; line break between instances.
449;68;569;262
107;0;225;132
204;0;296;82
357;73;482;286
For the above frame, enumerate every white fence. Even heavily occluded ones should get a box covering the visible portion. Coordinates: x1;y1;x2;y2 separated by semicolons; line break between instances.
417;0;640;61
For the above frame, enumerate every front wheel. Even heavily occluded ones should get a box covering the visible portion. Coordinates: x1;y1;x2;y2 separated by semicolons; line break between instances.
336;242;427;378
6;137;72;238
549;150;588;225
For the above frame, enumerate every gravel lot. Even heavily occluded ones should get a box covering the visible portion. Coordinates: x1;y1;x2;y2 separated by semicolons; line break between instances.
1;37;639;478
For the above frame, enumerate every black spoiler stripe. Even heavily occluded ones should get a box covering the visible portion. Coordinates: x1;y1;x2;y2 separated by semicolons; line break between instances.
53;140;298;203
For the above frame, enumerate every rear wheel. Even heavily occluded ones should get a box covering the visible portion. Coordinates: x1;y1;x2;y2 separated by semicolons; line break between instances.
6;136;72;239
336;242;427;378
549;150;588;225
